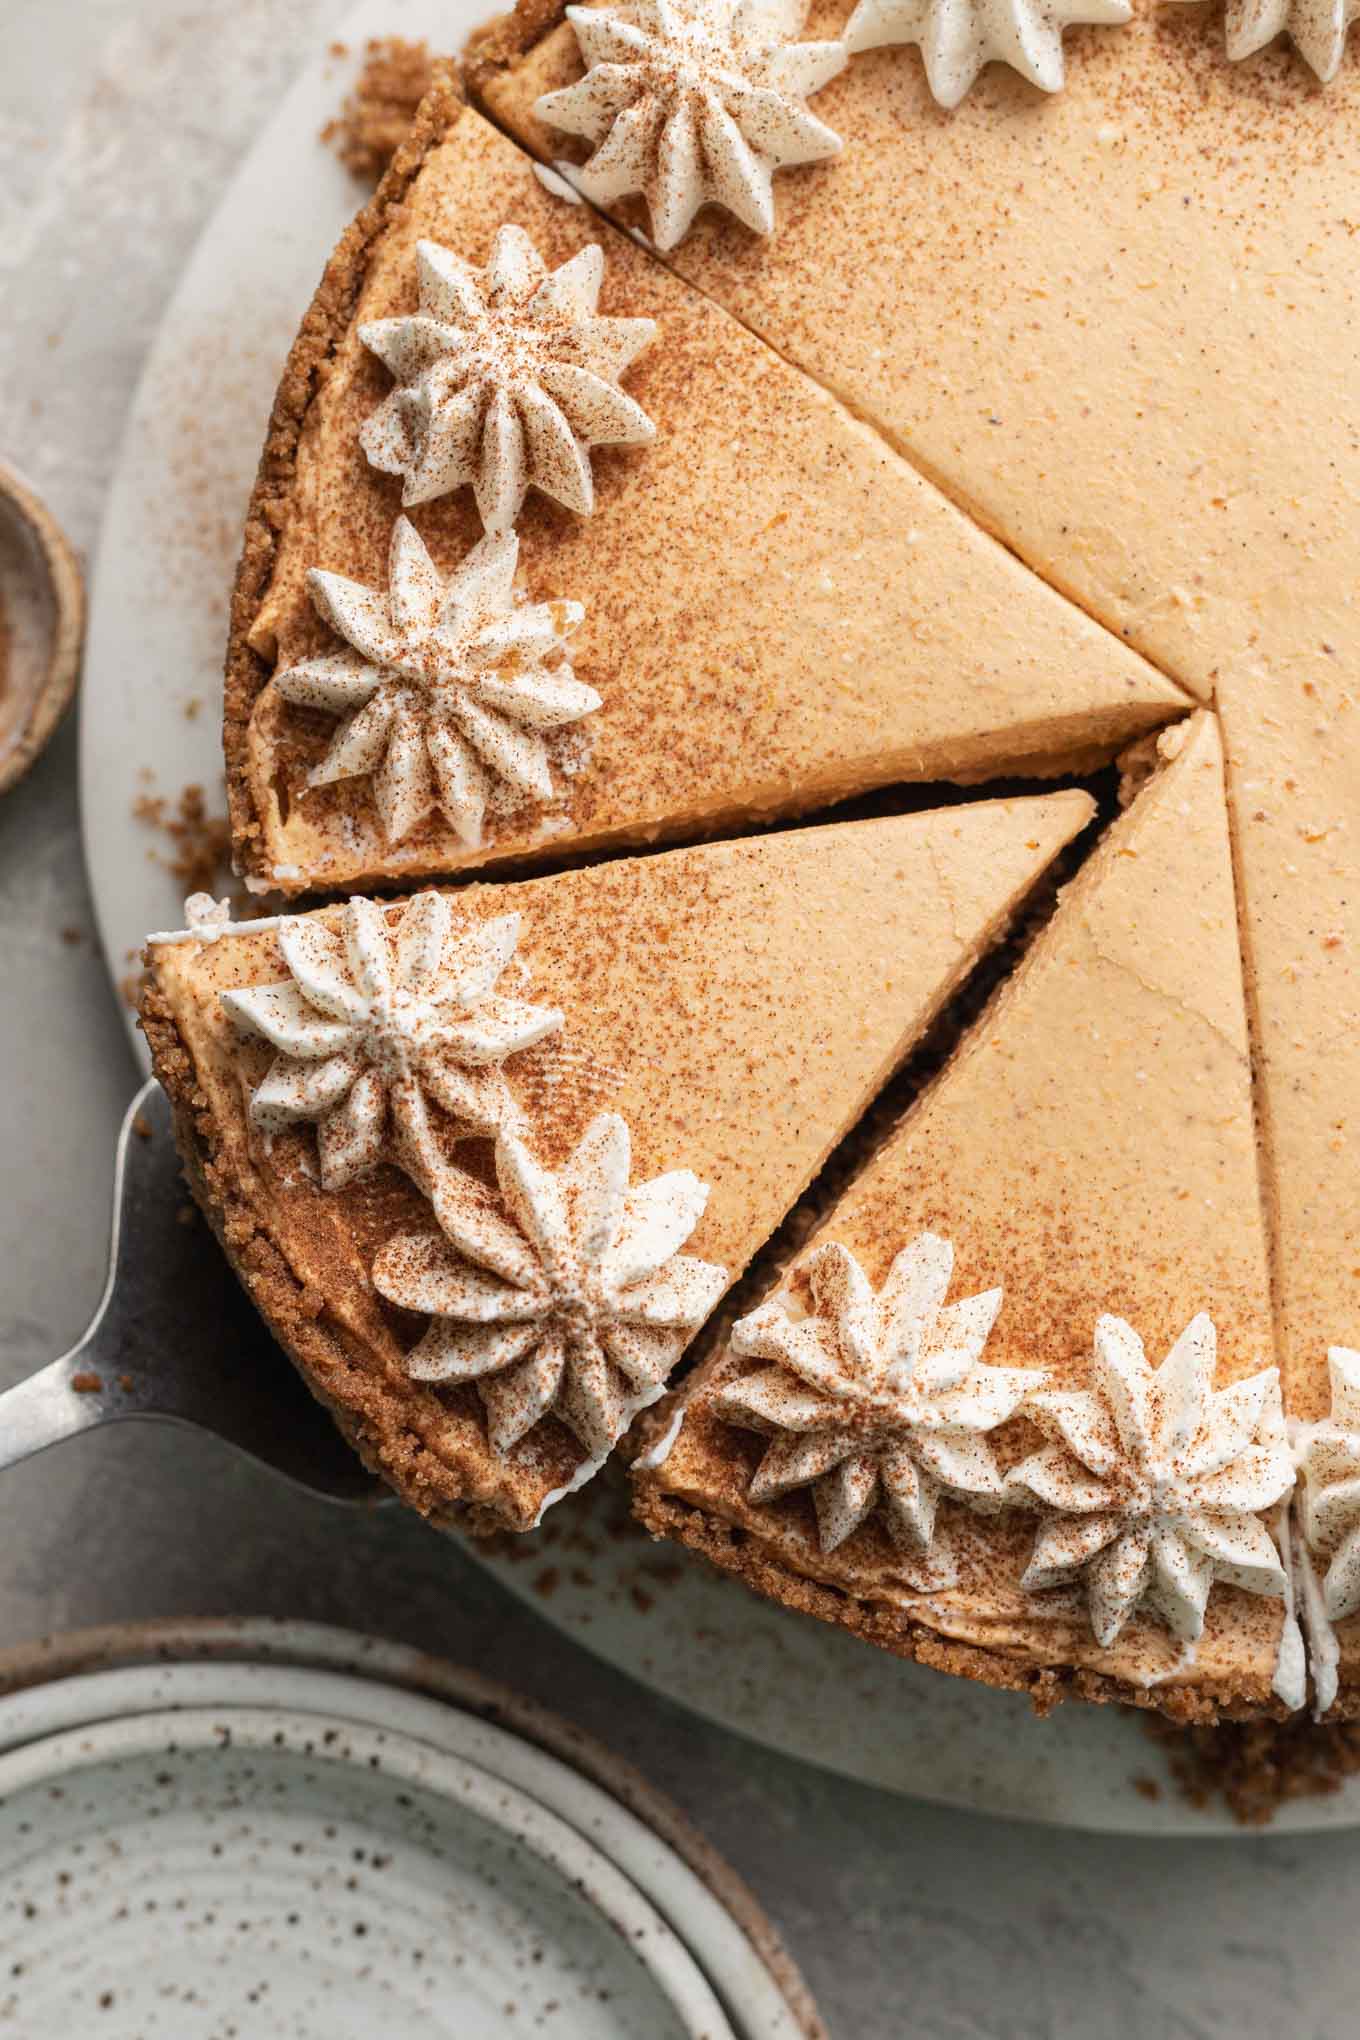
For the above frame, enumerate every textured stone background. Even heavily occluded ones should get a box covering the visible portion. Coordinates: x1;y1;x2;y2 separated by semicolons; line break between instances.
1;3;1356;2032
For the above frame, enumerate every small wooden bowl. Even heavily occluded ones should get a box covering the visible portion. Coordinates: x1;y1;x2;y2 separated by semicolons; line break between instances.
0;460;85;795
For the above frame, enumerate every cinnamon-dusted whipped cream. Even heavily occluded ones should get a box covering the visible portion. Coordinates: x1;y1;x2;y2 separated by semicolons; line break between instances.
1177;0;1358;82
274;516;597;848
718;1234;1031;1581
844;0;1129;106
359;225;657;531
1009;1312;1294;1647
373;1111;727;1459
222;893;561;1188
536;0;846;249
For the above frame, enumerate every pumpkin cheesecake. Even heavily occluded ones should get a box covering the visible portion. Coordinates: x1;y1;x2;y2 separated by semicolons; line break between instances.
167;0;1360;1720
143;795;1090;1530
635;715;1294;1718
228;73;1178;898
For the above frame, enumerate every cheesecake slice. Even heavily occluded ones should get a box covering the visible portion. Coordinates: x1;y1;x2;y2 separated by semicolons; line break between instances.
1223;674;1360;1716
143;794;1090;1530
229;74;1179;898
636;715;1292;1719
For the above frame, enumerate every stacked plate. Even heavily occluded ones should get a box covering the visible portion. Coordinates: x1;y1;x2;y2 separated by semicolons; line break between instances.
0;1619;821;2038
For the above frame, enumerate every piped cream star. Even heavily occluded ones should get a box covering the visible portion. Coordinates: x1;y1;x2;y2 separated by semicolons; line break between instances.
372;1114;728;1458
1198;0;1358;83
222;894;561;1189
844;0;1130;107
274;516;598;848
359;226;657;531
536;0;846;251
1296;1347;1360;1625
715;1235;1029;1579
1008;1313;1293;1647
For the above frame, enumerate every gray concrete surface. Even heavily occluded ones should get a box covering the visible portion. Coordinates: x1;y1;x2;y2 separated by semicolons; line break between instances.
1;4;1355;2033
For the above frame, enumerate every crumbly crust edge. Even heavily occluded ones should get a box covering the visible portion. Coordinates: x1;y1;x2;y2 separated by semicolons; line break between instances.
223;61;467;884
463;0;571;97
138;973;510;1536
630;1481;1296;1727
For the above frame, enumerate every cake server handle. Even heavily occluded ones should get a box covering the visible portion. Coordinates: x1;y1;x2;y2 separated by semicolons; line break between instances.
0;1083;167;1468
0;1081;384;1501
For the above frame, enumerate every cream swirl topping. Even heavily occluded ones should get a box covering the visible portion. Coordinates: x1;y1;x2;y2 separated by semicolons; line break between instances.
359;227;657;531
716;1235;1029;1578
1184;0;1359;83
844;0;1129;107
536;0;846;252
274;516;598;848
1296;1348;1360;1633
1008;1313;1293;1647
373;1113;728;1459
222;893;561;1189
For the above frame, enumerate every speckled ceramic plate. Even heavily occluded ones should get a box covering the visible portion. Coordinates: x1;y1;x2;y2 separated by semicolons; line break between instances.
81;7;1355;1838
0;1706;738;2039
0;1619;821;2038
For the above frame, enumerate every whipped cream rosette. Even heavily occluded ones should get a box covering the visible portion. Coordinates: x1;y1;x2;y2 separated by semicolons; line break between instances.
1297;1349;1360;1626
222;893;561;1189
716;1234;1030;1582
1179;0;1359;82
1009;1313;1294;1647
373;1112;728;1463
274;516;598;848
844;0;1130;106
359;225;657;530
537;0;846;249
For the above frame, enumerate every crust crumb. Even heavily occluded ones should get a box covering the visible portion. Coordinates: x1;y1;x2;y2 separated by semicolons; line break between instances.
1147;1713;1360;1825
321;37;436;185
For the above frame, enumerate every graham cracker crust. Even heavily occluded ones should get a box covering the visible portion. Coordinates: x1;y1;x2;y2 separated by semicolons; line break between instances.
463;0;570;97
138;975;519;1538
631;1485;1292;1726
224;60;466;887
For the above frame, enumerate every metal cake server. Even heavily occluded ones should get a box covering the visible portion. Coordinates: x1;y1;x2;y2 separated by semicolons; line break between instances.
0;1079;385;1503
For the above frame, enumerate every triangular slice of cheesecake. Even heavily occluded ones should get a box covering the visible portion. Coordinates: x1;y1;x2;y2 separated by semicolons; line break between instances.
229;78;1179;897
143;794;1090;1532
636;715;1292;1718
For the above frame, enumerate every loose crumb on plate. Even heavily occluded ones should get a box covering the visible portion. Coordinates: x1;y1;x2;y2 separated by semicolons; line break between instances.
133;782;233;898
1146;1713;1360;1825
321;37;435;186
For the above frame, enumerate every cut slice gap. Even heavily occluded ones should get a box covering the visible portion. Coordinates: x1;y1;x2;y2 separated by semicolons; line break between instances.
229;96;1182;899
637;712;1288;1720
143;794;1092;1532
252;754;1132;913
659;763;1118;1388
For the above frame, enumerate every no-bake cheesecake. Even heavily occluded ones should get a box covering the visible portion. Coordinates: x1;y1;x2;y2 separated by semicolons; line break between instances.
634;715;1289;1719
142;0;1360;1721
